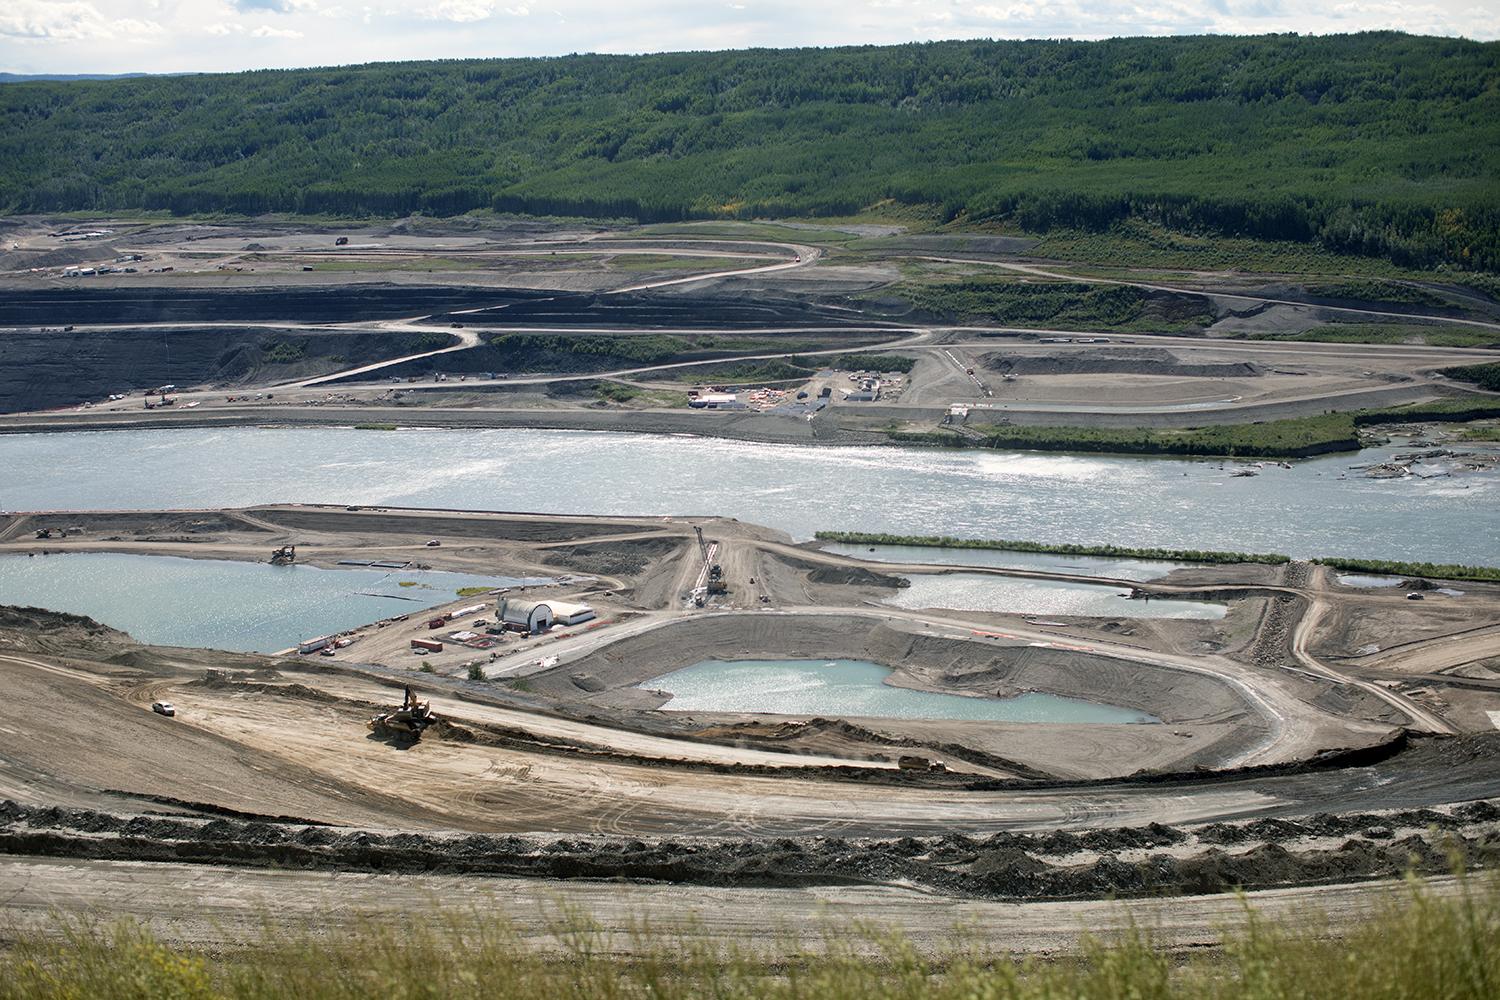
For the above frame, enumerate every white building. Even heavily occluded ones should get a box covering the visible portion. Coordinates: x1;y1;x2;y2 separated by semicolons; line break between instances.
548;601;596;625
498;598;552;633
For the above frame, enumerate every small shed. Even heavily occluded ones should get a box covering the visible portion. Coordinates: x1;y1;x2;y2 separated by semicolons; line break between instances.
498;598;553;633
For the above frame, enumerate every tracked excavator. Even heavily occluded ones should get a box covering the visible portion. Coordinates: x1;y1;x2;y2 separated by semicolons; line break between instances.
368;686;437;740
269;545;296;565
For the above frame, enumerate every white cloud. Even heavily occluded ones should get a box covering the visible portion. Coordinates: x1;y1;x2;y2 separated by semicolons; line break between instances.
0;1;162;41
421;0;496;20
233;0;317;12
251;24;305;37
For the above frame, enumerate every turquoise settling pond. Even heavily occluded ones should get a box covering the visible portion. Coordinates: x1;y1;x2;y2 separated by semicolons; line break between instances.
0;552;548;653
885;574;1227;619
641;659;1157;724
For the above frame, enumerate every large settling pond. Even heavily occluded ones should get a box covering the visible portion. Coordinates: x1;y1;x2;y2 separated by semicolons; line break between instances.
885;574;1227;619
641;658;1157;724
0;552;547;653
0;428;1495;563
821;542;1193;582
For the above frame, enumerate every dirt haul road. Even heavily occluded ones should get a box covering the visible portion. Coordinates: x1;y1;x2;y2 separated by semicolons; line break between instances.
0;856;1471;957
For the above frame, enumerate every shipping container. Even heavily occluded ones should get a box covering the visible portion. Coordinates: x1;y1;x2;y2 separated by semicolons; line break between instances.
411;638;444;652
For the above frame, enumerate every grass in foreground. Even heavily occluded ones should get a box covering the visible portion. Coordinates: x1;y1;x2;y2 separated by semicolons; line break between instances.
0;875;1495;999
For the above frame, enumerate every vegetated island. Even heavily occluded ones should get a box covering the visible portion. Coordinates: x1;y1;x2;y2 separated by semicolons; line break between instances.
814;532;1500;582
890;397;1500;459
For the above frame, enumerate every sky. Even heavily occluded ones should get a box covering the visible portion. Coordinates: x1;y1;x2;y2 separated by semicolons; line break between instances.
2;0;1496;75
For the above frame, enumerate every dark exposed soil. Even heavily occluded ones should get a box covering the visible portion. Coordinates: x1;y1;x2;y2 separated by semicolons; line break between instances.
539;538;685;577
0;285;545;326
444;289;893;330
986;349;1261;379
0;327;449;412
1;798;1492;902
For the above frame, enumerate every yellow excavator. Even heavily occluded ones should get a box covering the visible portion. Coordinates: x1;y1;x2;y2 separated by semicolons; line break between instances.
369;686;437;740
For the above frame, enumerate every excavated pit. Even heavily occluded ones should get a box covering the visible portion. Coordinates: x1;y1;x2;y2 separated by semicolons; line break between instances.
526;613;1251;728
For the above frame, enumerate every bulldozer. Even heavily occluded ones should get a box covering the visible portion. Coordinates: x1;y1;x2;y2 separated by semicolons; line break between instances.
269;545;296;565
369;685;437;740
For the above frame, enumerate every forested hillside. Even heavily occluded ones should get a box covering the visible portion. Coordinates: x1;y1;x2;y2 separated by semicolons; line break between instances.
3;33;1497;270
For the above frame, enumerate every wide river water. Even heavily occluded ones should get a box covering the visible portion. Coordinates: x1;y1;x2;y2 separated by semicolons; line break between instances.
642;659;1157;724
1;427;1495;562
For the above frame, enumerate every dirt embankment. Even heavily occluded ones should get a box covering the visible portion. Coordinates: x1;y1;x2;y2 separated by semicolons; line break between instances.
538;537;684;577
0;328;451;413
7;511;266;542
2;798;1493;902
248;507;658;543
985;349;1261;379
0;606;129;651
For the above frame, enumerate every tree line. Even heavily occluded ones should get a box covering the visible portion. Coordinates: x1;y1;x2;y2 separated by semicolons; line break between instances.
2;33;1497;270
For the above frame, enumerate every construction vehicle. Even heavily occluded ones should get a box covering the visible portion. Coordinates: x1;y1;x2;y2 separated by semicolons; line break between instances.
34;528;57;539
368;686;437;740
269;545;296;565
693;525;728;598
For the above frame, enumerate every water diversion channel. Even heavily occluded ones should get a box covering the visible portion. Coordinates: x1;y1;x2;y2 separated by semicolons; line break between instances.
0;552;545;653
0;427;1495;563
642;659;1158;724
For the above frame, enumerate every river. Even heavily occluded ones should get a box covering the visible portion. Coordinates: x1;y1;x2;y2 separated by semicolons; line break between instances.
1;427;1494;563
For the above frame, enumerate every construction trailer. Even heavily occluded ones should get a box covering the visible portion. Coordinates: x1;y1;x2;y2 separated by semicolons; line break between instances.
297;635;334;654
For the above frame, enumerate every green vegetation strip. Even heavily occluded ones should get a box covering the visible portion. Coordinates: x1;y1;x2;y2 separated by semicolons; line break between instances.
811;353;916;373
893;398;1500;459
815;532;1500;581
1314;558;1500;584
890;276;1215;332
1442;362;1500;393
2;876;1496;999
815;531;1288;565
1244;324;1499;349
892;413;1362;458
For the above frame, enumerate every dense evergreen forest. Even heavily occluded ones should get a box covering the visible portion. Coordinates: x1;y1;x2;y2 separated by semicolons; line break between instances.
3;33;1497;270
